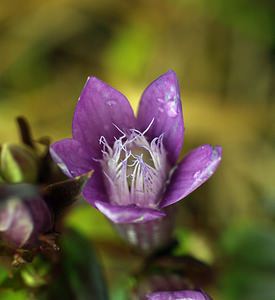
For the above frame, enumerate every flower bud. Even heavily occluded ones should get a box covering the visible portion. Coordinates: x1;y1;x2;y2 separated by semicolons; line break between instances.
0;184;52;248
0;144;38;183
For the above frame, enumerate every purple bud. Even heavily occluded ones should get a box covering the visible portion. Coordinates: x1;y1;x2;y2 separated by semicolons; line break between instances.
146;290;211;300
132;273;192;300
0;184;52;248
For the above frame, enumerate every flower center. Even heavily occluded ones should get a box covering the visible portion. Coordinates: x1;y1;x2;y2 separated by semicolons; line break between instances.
99;127;170;208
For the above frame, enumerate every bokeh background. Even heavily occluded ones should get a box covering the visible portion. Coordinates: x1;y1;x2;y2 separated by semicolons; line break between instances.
0;0;275;299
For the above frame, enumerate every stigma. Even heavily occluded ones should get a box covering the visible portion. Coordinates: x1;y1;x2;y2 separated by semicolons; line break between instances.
99;126;170;208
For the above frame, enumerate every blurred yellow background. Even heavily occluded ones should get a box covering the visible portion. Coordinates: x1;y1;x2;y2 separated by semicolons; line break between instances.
0;0;274;299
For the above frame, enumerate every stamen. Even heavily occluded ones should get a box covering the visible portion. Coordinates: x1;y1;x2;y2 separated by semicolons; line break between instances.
141;118;155;136
99;122;170;208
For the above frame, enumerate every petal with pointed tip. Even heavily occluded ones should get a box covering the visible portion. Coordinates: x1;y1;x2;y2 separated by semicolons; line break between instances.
137;70;184;164
72;77;135;159
50;139;93;177
160;145;222;208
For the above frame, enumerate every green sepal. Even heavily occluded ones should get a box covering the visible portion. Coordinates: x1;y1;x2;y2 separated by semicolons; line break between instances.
0;144;38;183
44;229;109;300
42;171;93;216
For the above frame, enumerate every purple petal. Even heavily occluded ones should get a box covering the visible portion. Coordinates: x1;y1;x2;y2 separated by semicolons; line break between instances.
82;166;108;206
72;77;135;159
93;200;166;224
50;139;93;177
0;185;53;248
160;145;222;208
137;70;184;164
147;290;210;300
25;196;53;240
1;199;33;248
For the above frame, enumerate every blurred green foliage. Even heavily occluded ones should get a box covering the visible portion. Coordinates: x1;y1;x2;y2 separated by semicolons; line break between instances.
56;229;109;300
221;225;275;300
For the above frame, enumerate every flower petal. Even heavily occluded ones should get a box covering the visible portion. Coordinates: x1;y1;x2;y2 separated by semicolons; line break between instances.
83;165;166;223
82;166;108;206
25;196;53;238
50;139;93;177
160;145;222;208
93;200;166;224
72;76;136;159
147;290;210;300
137;70;184;164
7;200;34;248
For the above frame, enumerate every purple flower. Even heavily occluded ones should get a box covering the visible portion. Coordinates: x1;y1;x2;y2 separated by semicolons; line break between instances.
146;290;210;300
50;71;222;224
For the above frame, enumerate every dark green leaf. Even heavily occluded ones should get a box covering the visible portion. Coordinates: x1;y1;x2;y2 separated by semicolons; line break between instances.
45;229;109;300
42;172;92;215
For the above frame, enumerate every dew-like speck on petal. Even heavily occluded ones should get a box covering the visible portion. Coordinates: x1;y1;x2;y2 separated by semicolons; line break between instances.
211;146;221;161
158;107;164;113
166;101;178;117
207;169;214;177
170;85;176;93
165;93;171;102
193;170;201;179
193;170;203;183
157;98;164;103
106;100;116;107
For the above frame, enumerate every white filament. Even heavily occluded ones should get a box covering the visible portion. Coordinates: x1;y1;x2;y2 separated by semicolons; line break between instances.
99;125;170;208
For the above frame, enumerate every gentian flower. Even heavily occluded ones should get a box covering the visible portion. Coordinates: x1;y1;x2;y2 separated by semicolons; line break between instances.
50;71;222;251
146;290;211;300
